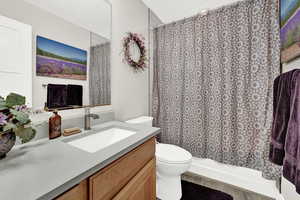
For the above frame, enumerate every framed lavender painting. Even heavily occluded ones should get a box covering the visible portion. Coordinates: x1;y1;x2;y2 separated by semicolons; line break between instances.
36;36;87;80
281;0;300;63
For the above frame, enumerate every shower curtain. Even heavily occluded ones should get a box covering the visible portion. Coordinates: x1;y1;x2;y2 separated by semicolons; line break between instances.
89;43;111;105
152;0;281;179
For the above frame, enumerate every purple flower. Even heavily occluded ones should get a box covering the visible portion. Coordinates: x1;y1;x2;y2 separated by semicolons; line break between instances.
14;105;27;112
0;113;7;125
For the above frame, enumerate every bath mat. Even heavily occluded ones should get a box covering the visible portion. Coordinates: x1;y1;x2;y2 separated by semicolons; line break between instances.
181;180;233;200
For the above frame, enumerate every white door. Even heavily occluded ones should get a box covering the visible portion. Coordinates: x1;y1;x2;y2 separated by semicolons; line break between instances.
0;15;32;106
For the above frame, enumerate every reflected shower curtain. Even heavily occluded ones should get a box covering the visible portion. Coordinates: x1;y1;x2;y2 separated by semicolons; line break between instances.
152;0;281;179
89;43;111;105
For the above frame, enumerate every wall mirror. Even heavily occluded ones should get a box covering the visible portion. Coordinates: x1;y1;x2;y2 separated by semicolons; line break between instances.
0;0;111;111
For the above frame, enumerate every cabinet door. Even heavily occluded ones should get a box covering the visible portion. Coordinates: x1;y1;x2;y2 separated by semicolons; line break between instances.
113;158;156;200
89;138;155;200
0;15;32;106
55;180;88;200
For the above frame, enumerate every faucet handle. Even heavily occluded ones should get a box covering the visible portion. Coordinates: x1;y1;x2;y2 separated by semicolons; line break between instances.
85;107;90;115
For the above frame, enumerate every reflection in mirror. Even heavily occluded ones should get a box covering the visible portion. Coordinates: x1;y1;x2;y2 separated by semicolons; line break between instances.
89;33;111;106
0;0;111;111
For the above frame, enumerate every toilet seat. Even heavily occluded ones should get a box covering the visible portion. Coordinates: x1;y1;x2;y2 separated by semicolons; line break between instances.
156;143;192;164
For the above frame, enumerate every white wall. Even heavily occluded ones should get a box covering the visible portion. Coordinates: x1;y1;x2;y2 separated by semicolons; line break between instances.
23;0;111;39
1;0;148;120
282;59;300;200
0;0;90;109
110;0;150;121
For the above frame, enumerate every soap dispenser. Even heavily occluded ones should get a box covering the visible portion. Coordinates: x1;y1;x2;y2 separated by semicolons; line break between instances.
49;109;62;139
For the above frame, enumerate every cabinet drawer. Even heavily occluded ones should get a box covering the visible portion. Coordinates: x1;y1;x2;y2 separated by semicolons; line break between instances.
113;158;156;200
55;180;88;200
89;138;156;200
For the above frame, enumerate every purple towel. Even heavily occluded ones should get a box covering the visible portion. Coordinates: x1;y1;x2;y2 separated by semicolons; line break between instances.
270;69;300;193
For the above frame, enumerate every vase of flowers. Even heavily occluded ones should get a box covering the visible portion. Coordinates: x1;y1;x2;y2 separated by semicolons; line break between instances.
0;93;36;159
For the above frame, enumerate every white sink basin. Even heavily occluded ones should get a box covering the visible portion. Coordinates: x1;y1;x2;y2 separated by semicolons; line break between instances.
67;128;136;153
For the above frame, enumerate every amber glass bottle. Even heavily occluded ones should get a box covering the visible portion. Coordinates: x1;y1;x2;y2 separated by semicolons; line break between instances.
49;110;62;139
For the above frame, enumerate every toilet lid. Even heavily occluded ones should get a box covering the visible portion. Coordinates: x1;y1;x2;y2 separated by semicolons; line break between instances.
156;143;192;164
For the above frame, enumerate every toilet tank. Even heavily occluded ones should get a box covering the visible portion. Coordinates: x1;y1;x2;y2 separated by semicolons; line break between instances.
125;116;153;127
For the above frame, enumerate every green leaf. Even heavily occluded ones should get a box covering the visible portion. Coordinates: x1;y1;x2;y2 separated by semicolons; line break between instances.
0;98;7;110
15;127;36;143
3;122;17;132
10;109;30;124
5;93;25;107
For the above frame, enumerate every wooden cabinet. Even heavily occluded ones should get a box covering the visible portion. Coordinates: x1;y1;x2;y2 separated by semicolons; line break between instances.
54;137;156;200
89;138;155;200
113;158;156;200
55;180;88;200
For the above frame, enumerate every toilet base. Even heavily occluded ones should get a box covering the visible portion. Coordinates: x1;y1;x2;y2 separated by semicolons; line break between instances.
156;172;182;200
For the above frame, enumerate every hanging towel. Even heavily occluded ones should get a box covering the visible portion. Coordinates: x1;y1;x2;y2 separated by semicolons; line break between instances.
67;84;83;106
47;84;68;108
270;69;300;193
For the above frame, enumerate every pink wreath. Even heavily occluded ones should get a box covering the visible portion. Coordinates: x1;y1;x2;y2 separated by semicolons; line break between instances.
122;32;147;71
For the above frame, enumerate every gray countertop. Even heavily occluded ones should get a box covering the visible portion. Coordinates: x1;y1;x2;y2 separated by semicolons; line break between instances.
0;121;160;200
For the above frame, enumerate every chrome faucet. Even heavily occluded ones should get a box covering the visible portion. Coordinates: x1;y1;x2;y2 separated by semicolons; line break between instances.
84;107;100;130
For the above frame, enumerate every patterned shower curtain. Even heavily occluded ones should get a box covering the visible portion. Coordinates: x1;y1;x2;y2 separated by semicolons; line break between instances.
152;0;281;179
89;43;111;105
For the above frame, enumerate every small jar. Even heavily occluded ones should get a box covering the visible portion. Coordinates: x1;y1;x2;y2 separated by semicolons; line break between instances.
49;110;62;139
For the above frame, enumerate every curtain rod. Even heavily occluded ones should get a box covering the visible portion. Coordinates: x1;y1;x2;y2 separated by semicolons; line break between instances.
151;9;209;30
151;0;253;30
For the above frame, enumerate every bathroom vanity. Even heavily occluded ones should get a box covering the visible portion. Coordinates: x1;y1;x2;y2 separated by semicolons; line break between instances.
0;121;160;200
56;138;156;200
0;1;160;199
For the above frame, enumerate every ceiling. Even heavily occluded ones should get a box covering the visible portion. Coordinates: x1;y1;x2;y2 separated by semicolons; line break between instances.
23;0;111;39
142;0;240;24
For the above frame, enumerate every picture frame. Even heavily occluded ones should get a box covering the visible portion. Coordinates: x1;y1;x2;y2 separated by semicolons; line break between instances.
36;36;87;80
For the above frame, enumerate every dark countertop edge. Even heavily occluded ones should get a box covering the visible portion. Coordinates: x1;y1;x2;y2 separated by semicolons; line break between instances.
38;128;161;200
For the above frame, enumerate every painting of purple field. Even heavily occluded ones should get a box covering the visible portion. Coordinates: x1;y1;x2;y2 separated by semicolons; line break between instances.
281;0;300;62
36;36;87;80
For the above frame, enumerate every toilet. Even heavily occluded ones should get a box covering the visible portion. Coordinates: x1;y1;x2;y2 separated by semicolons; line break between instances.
126;116;192;200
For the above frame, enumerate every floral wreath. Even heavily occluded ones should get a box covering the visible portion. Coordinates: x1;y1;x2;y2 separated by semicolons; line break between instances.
122;32;147;71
